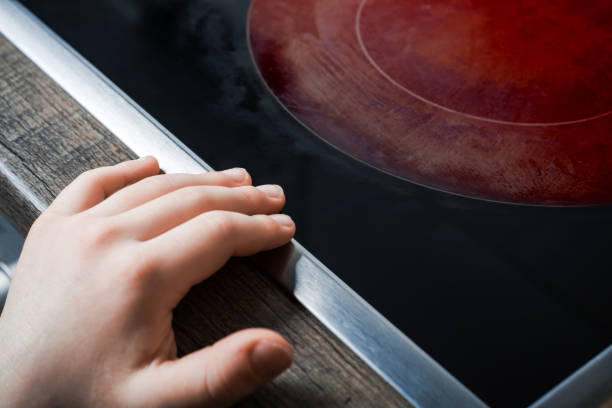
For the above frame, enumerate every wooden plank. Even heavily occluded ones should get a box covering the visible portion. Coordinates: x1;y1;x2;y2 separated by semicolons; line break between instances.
0;34;410;407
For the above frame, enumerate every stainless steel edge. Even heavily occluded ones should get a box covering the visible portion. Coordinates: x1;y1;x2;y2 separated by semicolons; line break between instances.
0;1;211;176
0;267;10;312
0;2;486;406
530;345;612;408
0;211;23;312
11;1;611;407
0;211;22;279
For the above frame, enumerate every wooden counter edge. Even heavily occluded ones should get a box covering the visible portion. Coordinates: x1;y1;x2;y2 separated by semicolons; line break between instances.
0;34;411;407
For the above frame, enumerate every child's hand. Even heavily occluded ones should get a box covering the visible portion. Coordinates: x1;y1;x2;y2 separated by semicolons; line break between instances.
0;157;295;407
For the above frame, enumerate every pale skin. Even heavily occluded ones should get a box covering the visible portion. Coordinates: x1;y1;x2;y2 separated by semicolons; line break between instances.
0;157;296;407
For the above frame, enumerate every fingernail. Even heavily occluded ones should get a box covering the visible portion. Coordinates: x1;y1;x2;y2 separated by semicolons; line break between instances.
138;155;154;161
257;184;284;199
224;168;248;182
250;340;293;378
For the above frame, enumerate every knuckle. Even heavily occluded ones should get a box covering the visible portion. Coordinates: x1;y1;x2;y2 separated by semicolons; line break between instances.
205;211;235;239
200;362;225;406
239;186;264;206
199;346;241;406
73;171;92;187
252;214;277;235
179;186;210;207
143;174;167;191
78;169;97;181
84;219;123;247
77;167;108;185
219;167;251;184
261;216;279;234
120;246;158;288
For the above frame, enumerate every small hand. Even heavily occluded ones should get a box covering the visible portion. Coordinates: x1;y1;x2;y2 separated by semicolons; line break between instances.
0;157;295;407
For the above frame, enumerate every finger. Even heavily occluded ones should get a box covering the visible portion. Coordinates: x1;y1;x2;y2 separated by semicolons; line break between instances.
144;210;295;294
48;157;159;215
87;168;252;217
115;184;285;241
127;329;293;408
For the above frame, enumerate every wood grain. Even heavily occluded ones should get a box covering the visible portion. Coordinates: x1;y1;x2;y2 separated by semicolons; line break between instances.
0;34;410;407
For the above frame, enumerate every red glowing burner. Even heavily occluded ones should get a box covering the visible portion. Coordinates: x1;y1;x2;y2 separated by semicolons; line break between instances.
248;0;612;205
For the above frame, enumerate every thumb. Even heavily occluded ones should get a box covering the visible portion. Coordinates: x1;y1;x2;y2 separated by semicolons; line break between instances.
129;329;293;407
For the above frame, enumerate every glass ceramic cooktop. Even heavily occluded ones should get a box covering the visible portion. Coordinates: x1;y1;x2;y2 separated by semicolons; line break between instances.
19;0;612;406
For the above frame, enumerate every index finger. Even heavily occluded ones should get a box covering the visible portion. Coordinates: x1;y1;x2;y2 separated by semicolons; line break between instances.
48;157;160;215
87;168;252;217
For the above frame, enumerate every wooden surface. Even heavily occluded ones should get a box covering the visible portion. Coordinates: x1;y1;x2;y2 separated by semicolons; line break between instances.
0;34;410;407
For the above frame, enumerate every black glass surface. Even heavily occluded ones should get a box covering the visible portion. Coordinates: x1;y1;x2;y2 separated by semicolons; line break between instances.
19;1;612;406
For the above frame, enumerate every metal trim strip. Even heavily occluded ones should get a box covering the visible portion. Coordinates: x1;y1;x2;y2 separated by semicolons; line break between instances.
531;345;612;408
0;2;483;405
2;1;607;406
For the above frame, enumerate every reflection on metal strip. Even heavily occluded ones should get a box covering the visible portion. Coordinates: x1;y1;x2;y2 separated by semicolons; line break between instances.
0;1;549;406
531;345;612;408
0;160;47;213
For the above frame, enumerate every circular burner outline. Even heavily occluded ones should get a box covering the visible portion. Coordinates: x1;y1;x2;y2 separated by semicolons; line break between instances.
355;0;611;127
246;0;612;206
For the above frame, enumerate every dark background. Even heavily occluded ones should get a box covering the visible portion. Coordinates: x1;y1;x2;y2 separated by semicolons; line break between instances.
19;0;612;406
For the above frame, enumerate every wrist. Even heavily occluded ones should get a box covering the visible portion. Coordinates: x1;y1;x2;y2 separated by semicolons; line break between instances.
0;316;53;407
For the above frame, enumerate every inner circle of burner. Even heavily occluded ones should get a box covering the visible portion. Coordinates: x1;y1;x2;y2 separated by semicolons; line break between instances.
356;0;611;126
